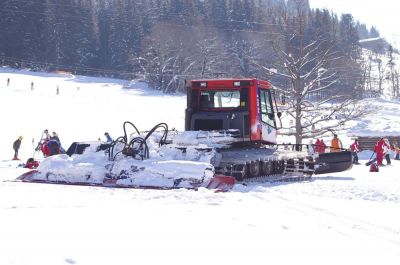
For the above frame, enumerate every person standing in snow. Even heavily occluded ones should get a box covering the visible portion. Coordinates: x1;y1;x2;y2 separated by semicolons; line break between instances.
330;134;342;152
13;136;23;160
104;132;113;143
7;78;10;87
31;81;34;90
37;129;51;157
350;139;360;164
374;138;389;166
314;139;326;154
50;131;61;144
383;138;391;165
314;139;321;153
50;131;65;154
393;141;400;160
319;139;326;154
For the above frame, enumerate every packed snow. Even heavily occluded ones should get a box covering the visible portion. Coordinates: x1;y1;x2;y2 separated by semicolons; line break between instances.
1;67;400;265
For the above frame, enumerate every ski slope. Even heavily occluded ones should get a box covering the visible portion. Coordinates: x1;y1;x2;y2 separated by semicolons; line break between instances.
1;68;400;265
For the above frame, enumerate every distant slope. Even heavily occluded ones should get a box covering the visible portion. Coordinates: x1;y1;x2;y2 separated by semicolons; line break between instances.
0;67;185;161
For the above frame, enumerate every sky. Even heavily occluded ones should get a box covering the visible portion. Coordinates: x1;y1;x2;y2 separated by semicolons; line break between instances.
309;0;399;47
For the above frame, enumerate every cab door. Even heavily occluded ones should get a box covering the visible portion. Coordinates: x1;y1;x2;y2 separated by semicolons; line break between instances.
258;89;277;144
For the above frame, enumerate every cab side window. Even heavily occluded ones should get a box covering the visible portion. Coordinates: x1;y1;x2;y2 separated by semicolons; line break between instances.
259;89;276;128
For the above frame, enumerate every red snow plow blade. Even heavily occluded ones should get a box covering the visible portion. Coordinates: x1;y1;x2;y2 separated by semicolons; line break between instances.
17;170;235;192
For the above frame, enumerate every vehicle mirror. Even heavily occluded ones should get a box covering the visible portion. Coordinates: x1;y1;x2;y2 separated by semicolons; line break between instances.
268;113;275;120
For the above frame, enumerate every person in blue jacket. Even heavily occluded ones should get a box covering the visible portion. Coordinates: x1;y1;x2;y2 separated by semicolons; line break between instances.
47;138;60;156
104;132;113;143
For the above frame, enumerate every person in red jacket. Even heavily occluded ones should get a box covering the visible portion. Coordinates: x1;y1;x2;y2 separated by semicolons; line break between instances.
314;139;326;154
314;139;321;153
319;139;326;154
350;139;360;164
374;138;389;166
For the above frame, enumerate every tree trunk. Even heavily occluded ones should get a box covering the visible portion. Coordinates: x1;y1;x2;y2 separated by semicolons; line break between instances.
295;105;302;145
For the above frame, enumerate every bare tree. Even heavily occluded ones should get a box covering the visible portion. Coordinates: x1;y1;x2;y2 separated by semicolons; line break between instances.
253;0;368;144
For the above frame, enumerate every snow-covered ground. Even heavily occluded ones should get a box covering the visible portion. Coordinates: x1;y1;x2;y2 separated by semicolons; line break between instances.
1;68;400;265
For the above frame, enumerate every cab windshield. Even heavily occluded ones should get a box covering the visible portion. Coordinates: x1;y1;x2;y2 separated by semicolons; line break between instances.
199;90;246;109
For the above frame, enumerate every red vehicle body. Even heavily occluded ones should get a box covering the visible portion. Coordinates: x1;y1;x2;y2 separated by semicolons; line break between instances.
185;78;278;144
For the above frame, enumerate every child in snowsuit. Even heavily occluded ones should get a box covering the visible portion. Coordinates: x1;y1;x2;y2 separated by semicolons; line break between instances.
13;136;23;160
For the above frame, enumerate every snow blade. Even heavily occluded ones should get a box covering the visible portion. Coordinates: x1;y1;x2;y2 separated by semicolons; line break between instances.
314;151;353;175
204;175;236;192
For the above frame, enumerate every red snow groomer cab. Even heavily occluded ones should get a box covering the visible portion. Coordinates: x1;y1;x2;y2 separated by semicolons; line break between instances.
185;79;353;179
186;79;278;144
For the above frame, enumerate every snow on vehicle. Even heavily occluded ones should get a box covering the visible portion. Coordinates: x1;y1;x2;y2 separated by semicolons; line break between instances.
18;122;235;191
18;78;353;191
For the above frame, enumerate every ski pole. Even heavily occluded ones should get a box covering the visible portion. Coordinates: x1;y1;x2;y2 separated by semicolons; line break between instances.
32;138;35;158
365;151;376;166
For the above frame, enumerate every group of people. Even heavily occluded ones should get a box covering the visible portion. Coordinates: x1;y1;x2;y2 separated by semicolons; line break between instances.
36;129;64;157
13;130;64;160
312;135;400;167
13;130;113;161
313;134;343;154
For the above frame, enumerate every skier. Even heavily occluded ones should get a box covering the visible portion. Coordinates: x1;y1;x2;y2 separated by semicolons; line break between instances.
36;129;51;157
104;132;113;143
7;77;10;87
31;81;34;90
330;134;342;152
350;139;360;164
13;136;23;160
